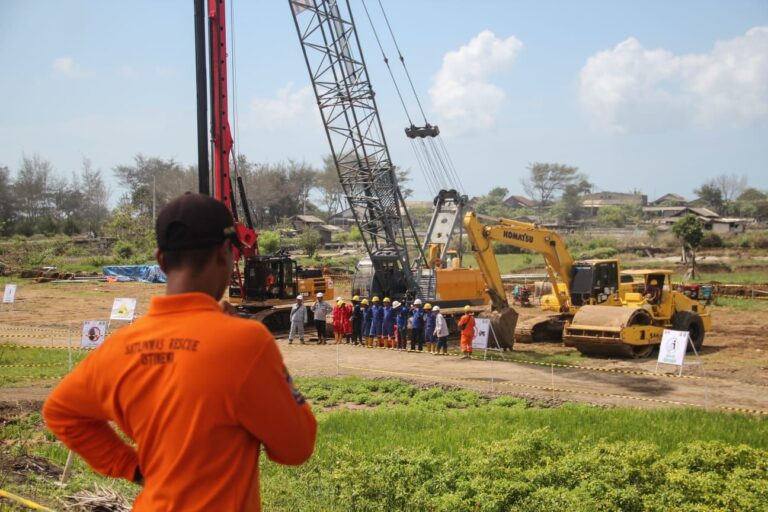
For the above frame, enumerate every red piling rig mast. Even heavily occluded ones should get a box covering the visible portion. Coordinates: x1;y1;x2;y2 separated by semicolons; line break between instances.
206;0;258;290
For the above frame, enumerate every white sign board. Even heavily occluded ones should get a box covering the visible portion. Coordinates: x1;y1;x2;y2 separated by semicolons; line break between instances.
80;320;108;349
471;318;491;349
2;284;17;304
657;329;689;367
110;298;137;321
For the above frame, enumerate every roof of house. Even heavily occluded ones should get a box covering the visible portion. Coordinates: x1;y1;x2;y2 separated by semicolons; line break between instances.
650;193;687;204
318;224;345;232
503;195;534;208
292;215;325;224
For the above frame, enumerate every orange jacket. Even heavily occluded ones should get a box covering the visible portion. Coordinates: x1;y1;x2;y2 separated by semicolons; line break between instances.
457;314;476;341
43;293;316;511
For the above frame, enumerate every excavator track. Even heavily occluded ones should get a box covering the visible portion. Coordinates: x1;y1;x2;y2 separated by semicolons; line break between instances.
564;306;656;358
515;313;570;343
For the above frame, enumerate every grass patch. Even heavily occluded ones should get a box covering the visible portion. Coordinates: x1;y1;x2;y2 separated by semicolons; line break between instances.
694;271;768;284
461;253;543;273
2;377;766;510
713;297;768;312
0;347;87;386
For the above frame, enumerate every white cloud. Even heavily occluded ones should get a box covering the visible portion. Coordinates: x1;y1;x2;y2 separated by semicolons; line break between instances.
248;82;314;128
429;30;523;134
579;27;768;132
52;56;82;78
119;65;137;78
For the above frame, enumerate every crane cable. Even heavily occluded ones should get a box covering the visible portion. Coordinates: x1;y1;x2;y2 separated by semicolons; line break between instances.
361;0;465;195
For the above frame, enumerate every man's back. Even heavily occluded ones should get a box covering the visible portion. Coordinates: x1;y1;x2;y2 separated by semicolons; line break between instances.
44;292;316;511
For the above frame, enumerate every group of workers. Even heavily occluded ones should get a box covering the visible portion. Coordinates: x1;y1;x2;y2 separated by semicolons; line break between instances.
288;292;477;358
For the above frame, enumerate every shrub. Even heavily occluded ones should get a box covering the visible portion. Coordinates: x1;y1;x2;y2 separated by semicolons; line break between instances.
700;232;724;248
578;246;618;259
298;229;322;258
113;241;137;261
259;231;281;254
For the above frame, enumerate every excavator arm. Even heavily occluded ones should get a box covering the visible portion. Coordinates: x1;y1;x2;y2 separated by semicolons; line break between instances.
463;212;575;312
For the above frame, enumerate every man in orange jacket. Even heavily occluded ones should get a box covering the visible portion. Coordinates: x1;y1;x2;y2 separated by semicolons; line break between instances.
457;305;476;359
43;193;317;511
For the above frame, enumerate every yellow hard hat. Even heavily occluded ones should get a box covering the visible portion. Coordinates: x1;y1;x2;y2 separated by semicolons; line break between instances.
352;295;360;302
372;296;380;302
464;305;471;311
383;297;391;303
361;298;369;305
650;279;658;286
337;300;344;306
424;303;432;310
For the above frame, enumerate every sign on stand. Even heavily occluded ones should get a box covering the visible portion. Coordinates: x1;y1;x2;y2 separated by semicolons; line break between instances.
472;318;491;349
81;320;108;349
3;284;17;304
656;329;696;376
110;298;137;322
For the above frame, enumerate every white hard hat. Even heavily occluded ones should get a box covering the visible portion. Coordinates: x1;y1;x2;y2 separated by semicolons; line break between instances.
296;295;304;300
432;305;440;311
392;300;401;309
413;299;423;305
316;292;324;298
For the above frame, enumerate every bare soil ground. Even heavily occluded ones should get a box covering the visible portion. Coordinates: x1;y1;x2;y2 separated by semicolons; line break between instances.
0;281;766;413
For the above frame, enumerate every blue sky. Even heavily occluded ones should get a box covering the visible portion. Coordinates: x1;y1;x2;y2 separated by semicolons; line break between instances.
1;0;766;204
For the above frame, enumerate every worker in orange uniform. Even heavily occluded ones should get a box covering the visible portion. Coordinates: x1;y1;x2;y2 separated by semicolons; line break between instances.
43;193;317;511
457;305;476;359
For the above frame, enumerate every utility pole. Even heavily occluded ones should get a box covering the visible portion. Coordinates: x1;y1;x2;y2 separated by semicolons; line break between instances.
152;174;157;222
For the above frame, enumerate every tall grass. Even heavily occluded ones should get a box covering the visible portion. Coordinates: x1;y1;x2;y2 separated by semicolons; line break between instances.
2;376;766;511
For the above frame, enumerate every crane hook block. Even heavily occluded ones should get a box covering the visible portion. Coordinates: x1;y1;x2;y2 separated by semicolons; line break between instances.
405;124;440;139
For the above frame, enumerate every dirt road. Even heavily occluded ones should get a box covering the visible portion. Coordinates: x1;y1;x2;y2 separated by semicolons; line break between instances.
1;281;766;414
274;341;767;414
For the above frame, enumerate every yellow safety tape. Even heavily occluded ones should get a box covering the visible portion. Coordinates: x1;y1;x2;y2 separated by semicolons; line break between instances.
1;375;63;381
0;326;71;334
337;364;768;416
0;489;55;512
0;343;90;352
0;334;70;340
0;363;65;369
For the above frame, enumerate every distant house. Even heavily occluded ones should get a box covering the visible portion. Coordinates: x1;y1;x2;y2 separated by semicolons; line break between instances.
503;195;535;209
651;207;751;234
316;224;345;245
290;215;325;232
582;191;647;215
649;193;687;206
328;207;363;227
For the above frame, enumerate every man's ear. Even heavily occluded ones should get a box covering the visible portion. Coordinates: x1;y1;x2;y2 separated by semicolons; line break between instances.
156;249;166;272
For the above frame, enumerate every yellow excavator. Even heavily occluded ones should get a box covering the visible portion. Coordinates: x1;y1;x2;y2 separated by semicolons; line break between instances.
463;212;711;357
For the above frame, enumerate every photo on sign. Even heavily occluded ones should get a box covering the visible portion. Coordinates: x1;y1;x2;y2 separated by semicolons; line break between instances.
81;320;108;349
110;298;137;321
472;318;491;349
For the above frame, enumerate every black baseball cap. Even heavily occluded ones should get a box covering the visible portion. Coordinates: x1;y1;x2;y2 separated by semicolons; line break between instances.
155;193;241;251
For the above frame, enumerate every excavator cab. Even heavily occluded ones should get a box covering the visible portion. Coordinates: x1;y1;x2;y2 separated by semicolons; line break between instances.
243;254;298;302
568;260;620;306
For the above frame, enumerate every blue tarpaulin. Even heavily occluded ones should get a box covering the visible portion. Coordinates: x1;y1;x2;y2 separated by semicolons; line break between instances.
103;265;167;283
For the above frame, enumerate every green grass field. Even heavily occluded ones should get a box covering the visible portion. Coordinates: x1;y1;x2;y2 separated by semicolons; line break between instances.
1;377;766;511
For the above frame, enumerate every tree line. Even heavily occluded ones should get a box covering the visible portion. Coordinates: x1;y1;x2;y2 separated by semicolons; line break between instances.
471;163;766;225
0;153;413;238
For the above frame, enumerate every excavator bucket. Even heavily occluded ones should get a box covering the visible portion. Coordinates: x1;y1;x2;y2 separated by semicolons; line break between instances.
480;308;519;351
564;305;655;358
